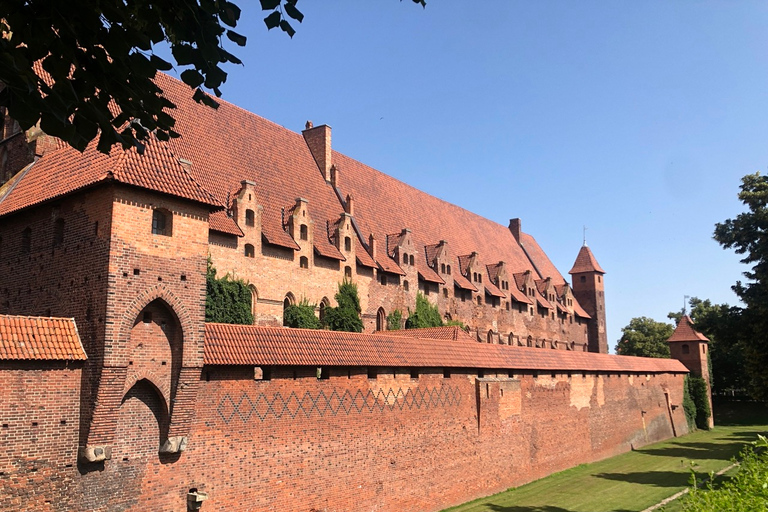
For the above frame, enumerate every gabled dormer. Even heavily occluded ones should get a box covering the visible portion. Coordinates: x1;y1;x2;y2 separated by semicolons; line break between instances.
387;228;416;270
333;212;356;266
232;180;263;234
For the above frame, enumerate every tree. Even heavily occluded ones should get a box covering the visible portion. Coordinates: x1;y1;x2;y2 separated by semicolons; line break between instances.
323;280;363;332
283;299;321;329
386;309;403;331
0;0;424;154
405;292;443;329
714;172;768;400
205;259;253;324
615;317;674;358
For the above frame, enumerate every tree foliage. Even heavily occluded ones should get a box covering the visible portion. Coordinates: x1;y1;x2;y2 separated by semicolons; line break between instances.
682;436;768;511
714;172;768;400
688;376;712;430
386;309;403;331
205;260;253;324
323;280;363;332
405;292;443;329
615;317;674;358
0;0;424;153
283;299;321;329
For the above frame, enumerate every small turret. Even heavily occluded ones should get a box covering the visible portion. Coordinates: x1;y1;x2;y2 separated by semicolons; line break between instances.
667;316;714;428
569;244;607;353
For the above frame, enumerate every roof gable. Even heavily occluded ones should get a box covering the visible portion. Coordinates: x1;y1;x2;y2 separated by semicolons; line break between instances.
569;245;606;275
668;316;709;343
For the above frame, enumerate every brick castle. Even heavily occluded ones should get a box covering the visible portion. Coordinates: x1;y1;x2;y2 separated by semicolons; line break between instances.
0;74;703;511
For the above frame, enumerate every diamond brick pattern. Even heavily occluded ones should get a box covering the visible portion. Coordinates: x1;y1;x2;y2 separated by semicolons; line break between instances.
216;385;462;424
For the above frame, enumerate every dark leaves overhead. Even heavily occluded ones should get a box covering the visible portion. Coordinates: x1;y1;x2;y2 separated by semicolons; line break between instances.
0;0;426;154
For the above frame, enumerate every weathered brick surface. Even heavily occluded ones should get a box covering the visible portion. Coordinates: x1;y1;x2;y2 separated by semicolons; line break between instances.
0;364;687;512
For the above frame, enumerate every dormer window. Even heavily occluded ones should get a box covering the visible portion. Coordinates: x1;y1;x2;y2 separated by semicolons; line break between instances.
402;253;408;265
441;263;446;273
447;265;451;275
299;224;308;241
152;208;172;236
344;236;351;252
244;244;255;258
409;255;414;266
245;209;255;227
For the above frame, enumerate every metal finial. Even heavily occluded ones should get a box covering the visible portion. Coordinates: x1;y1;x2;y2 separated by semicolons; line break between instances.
583;226;588;247
683;295;690;315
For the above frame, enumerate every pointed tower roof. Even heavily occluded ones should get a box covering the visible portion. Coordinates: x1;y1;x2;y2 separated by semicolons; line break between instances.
568;245;605;275
667;315;709;343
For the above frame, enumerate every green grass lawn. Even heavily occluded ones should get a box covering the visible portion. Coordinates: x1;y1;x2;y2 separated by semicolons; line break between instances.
442;401;768;512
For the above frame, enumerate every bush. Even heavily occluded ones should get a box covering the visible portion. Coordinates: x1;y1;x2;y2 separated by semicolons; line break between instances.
689;376;712;430
682;436;768;511
386;309;403;330
405;292;443;329
683;375;697;431
205;260;254;325
283;299;321;329
323;280;363;332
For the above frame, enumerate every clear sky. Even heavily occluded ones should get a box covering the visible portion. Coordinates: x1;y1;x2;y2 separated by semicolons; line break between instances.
170;1;768;351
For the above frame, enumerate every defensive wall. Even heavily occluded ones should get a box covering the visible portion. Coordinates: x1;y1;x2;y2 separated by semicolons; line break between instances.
0;320;689;512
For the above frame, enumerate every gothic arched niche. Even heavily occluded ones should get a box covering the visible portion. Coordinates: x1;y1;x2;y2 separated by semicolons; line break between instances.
115;379;168;460
128;299;183;413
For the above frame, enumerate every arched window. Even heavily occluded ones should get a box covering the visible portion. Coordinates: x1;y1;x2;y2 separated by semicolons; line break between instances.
283;293;295;326
527;336;533;348
682;344;690;355
444;313;452;322
552;340;558;349
447;265;451;275
443;288;448;298
403;280;409;291
319;297;329;323
244;244;255;258
508;333;515;345
249;285;258;322
473;272;477;282
476;296;482;306
487;330;494;344
344;236;351;252
52;218;65;248
344;265;352;279
245;209;255;227
299;224;308;240
376;308;386;331
21;227;31;254
300;256;309;268
441;263;446;273
409;255;414;266
402;253;408;264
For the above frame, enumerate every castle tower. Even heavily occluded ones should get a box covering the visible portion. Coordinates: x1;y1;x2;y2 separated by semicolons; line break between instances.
569;244;608;353
667;316;714;428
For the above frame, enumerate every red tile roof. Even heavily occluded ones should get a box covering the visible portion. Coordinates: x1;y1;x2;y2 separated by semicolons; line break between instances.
573;302;592;319
203;324;688;373
569;245;606;275
535;290;552;309
452;271;477;292
667;316;709;343
355;238;378;268
484;279;505;298
209;211;244;236
382;326;477;343
519;233;567;285
0;315;87;361
417;259;445;285
0;134;222;218
377;254;406;276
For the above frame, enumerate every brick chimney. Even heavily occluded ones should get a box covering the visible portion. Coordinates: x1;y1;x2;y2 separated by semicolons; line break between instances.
509;218;521;242
369;234;377;260
345;194;354;216
302;122;332;182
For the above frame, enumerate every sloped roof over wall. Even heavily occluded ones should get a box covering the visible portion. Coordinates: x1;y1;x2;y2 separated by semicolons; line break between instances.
0;315;87;361
204;324;688;374
668;316;709;343
569;245;606;275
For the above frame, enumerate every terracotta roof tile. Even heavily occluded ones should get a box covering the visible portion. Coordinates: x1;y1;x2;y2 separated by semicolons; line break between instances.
209;211;244;236
535;290;552;309
0;315;87;361
484;280;505;298
518;233;567;285
0;133;222;218
377;254;406;276
355;239;377;268
573;302;591;319
382;326;476;343
569;245;606;275
203;324;688;373
668;316;709;343
417;252;445;284
452;271;477;291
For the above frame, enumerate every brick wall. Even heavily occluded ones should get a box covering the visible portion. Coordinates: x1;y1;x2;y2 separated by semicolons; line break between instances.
0;363;687;512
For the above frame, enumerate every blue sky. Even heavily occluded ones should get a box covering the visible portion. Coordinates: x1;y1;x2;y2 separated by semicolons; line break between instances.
173;1;768;350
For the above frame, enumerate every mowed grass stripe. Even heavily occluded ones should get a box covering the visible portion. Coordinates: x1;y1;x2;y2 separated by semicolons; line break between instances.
442;416;768;512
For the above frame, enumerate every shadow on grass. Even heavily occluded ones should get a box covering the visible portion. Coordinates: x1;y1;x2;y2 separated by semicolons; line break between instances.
483;506;633;512
594;470;692;488
635;438;750;461
713;399;768;426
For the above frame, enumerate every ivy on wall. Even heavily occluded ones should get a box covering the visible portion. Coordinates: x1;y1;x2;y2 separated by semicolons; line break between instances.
284;299;321;329
405;292;443;329
205;259;254;325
